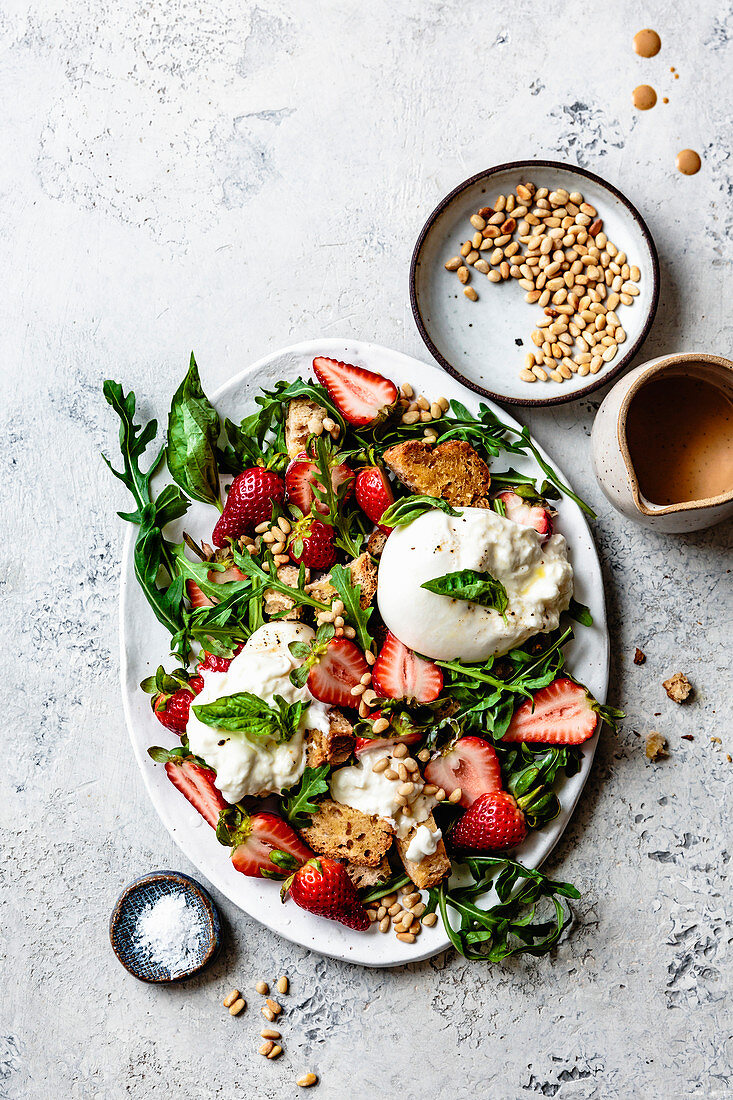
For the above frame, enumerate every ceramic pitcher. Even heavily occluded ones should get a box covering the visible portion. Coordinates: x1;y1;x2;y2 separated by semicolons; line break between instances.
591;353;733;533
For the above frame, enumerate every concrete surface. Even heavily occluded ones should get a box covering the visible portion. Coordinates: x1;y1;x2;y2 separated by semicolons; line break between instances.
1;0;731;1097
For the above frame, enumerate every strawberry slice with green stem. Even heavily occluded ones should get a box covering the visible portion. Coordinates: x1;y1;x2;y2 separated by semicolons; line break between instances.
502;677;600;745
216;806;314;879
285;450;354;518
148;746;230;828
312;356;398;428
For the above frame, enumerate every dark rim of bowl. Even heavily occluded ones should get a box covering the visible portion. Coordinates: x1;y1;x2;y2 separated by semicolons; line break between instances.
409;159;661;408
109;870;221;983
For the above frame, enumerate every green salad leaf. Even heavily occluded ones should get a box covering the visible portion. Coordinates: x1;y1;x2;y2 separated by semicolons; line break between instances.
329;563;374;650
166;353;222;508
281;764;330;827
192;692;307;742
379;494;461;528
421;568;509;614
567;597;593;627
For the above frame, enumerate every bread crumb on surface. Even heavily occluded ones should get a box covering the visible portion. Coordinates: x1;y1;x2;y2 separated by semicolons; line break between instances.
645;731;668;761
681;734;695;741
633;648;646;665
663;672;693;703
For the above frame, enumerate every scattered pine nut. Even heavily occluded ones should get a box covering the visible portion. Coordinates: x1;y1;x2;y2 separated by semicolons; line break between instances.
266;998;283;1015
261;1006;276;1022
464;286;478;301
396;932;416;943
229;998;246;1016
261;1028;281;1040
448;788;463;804
297;1073;318;1087
256;980;269;995
223;989;240;1009
422;912;439;927
267;1044;283;1060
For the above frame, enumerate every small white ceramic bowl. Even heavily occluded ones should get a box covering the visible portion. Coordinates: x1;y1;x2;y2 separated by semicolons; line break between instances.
410;160;660;407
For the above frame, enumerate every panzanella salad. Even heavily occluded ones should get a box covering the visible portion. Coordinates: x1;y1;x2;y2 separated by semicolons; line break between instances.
103;354;619;960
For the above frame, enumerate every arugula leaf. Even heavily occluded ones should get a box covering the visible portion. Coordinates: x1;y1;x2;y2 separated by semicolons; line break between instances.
166;353;222;508
308;435;368;558
379;494;461;528
421;568;509;614
192;692;307;743
428;857;580;961
329;563;374;650
360;873;412;904
102;381;191;650
281;765;330;827
567;597;593;627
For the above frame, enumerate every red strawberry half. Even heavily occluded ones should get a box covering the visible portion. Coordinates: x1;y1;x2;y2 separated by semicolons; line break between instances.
371;631;443;704
198;643;244;674
285;452;353;517
229;812;313;879
354;717;422;757
164;758;229;828
186;564;247;610
451;790;527;853
313;356;398;427
212;467;285;547
502;677;599;745
153;676;204;735
307;638;369;708
288;517;337;571
496;490;553;543
283;856;371;931
355;466;395;534
186;579;215;609
424;736;502;807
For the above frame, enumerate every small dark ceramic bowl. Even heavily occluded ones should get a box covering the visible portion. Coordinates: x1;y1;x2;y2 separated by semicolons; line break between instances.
109;870;221;983
410;160;660;407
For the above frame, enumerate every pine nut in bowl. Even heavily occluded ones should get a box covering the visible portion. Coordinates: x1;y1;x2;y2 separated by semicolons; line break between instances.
109;870;222;982
410;161;660;407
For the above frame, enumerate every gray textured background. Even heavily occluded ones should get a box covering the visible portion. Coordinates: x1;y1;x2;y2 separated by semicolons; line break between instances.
2;0;731;1097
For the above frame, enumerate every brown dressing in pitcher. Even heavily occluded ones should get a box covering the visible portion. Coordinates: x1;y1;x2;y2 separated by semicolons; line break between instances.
625;376;733;505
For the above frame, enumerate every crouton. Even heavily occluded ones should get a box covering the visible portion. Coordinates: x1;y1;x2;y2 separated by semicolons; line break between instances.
305;709;355;767
297;800;393;867
395;814;451;889
263;564;308;620
344;857;391;891
367;529;388;559
285;397;328;459
663;672;693;703
382;439;492;508
304;553;378;609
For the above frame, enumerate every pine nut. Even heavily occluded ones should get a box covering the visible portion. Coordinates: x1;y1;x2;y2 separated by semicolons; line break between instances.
388;902;402;917
464;286;478;301
372;717;390;735
460;241;471;257
519;369;536;382
487;270;501;283
532;365;548;382
379;916;390;932
602;344;618;362
229;998;246;1016
350;683;365;696
549;370;563;383
422;911;439;927
393;743;408;758
396;932;416;943
630;265;641;282
255;521;270;534
448;788;463;804
261;1007;276;1022
444;256;462;271
383;767;398;780
267;1044;283;1060
402;410;420;424
474;259;490;274
470;213;486;230
491;198;506;214
259;1041;275;1056
472;231;483;249
619;292;633;305
297;1074;318;1087
223;989;240;1008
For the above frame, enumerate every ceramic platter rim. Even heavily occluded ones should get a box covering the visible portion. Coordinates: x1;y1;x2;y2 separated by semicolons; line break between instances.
410;159;660;408
119;337;609;968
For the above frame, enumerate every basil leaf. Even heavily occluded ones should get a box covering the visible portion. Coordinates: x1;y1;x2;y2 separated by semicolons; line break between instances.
166;353;222;507
422;568;508;613
192;691;307;743
281;764;330;827
379;494;461;528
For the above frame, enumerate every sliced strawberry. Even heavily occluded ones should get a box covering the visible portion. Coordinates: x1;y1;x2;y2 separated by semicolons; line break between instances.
451;790;527;853
283;856;371;931
307;638;369;708
186;579;215;609
164;758;229;828
424;736;502;807
502;677;599;745
496;490;553;543
285;452;354;517
230;812;313;878
355;466;395;534
313;356;398;427
371;631;443;704
354;732;422;757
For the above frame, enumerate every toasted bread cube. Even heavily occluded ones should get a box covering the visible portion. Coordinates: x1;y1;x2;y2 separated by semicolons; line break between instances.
297;800;394;867
344;856;391;890
382;439;491;508
306;710;355;767
396;814;451;889
304;553;378;610
285;397;328;459
263;564;307;620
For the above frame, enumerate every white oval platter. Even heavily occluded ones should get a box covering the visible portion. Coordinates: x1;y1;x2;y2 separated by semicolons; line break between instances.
119;337;609;968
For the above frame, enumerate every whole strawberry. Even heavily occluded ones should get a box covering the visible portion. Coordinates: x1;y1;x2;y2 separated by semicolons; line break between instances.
450;790;528;853
288;517;337;570
355;466;394;533
212;468;284;547
282;857;370;930
198;643;244;674
153;676;204;734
